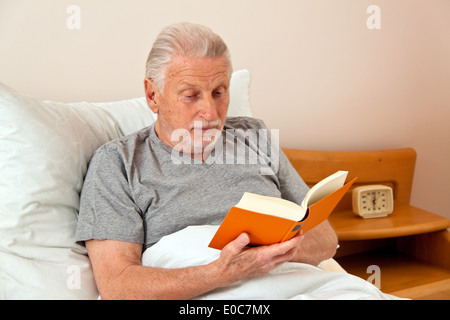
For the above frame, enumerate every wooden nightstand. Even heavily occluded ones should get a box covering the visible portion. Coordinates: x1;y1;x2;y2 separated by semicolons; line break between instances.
284;147;450;300
329;206;450;299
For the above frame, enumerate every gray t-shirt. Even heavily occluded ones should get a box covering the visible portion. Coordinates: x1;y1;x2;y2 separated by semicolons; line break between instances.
76;117;309;249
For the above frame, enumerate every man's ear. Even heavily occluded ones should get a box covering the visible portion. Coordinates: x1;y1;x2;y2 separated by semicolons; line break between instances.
144;78;159;114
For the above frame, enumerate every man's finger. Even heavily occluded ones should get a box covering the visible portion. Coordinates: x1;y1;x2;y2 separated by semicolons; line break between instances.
222;232;250;256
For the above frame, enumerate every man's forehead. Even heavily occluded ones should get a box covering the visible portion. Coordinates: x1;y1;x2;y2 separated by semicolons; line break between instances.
166;56;230;85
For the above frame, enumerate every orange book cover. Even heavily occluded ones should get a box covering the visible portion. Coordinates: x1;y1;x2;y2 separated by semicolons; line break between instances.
208;176;356;250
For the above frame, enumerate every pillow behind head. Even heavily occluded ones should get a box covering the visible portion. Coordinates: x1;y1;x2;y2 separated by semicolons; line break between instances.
0;83;131;299
0;69;251;299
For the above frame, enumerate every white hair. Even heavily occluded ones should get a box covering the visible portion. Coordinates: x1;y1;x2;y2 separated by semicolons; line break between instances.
145;22;233;92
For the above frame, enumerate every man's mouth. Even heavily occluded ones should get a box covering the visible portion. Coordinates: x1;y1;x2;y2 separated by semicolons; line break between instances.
189;120;222;132
189;121;222;145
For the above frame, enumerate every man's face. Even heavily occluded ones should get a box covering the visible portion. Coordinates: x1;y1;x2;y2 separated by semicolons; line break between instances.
145;55;230;158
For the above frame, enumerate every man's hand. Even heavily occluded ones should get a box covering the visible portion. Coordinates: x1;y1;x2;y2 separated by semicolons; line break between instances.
210;232;304;287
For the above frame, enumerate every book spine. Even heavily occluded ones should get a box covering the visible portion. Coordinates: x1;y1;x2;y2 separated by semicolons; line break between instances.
280;221;302;242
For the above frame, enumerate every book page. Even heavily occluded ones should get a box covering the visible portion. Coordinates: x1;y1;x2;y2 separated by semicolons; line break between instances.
301;171;348;208
234;192;307;221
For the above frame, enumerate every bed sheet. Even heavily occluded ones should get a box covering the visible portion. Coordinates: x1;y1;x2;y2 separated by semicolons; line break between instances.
142;225;402;300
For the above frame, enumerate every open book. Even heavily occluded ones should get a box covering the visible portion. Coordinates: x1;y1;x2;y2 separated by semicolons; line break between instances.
208;171;357;250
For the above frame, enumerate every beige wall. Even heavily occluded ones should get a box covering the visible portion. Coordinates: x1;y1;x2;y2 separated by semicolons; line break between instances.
1;0;449;219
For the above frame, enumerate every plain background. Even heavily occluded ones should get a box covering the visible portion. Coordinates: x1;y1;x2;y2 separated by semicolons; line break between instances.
1;0;449;220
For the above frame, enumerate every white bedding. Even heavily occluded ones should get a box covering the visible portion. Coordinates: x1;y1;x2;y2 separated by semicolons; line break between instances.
142;225;402;300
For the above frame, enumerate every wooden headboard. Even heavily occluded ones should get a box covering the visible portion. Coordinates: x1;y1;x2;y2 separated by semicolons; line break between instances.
282;148;417;211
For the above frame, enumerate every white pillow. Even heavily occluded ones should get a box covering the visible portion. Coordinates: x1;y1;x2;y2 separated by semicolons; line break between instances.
0;69;251;299
227;69;252;117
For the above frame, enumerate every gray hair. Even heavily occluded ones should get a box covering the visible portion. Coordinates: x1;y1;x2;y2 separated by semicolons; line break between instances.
145;22;233;92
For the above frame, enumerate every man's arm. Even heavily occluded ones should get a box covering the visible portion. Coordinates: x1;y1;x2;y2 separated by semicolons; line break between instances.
290;220;338;266
86;232;303;300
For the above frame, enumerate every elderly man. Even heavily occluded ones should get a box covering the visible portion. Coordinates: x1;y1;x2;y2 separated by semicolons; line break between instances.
76;22;338;299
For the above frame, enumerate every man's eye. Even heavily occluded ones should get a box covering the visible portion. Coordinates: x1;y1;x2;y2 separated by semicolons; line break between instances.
214;87;227;97
214;90;226;97
183;94;198;103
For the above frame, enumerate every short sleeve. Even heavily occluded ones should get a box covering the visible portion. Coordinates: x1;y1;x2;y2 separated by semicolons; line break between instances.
75;143;144;244
277;149;310;206
225;116;310;204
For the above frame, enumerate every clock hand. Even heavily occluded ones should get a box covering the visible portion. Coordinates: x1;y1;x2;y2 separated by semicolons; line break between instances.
372;194;376;207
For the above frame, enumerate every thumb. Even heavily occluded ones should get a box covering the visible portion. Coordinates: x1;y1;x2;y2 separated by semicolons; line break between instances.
224;232;250;255
235;232;251;248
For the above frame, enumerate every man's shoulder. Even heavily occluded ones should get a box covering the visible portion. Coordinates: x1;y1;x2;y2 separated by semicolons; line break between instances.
224;116;267;131
93;125;153;158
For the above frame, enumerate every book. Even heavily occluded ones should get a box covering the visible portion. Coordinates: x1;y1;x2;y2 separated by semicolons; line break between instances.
208;171;357;250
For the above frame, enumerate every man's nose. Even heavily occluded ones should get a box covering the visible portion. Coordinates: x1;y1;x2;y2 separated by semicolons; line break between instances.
198;95;219;120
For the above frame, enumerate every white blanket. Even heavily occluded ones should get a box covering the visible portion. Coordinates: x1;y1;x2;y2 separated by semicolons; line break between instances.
142;225;402;300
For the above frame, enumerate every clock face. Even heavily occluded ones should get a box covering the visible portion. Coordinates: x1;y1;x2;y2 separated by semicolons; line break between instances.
360;189;392;214
352;185;394;218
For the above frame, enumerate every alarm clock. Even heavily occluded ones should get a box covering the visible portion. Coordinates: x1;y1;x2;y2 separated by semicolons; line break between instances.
352;185;394;218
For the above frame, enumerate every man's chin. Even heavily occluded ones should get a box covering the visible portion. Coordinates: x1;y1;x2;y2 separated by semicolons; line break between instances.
191;140;219;155
170;123;223;160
